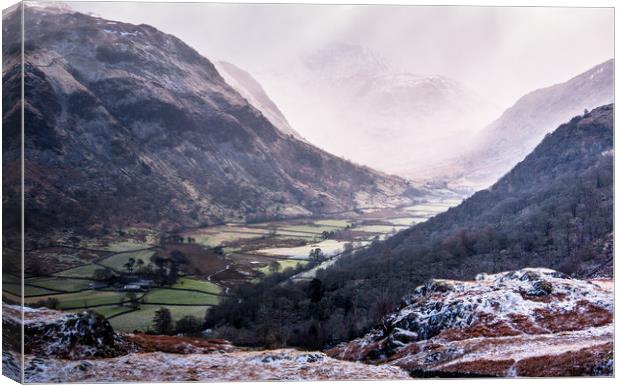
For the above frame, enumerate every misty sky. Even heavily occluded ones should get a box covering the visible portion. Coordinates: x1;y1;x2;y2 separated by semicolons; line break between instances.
67;1;613;110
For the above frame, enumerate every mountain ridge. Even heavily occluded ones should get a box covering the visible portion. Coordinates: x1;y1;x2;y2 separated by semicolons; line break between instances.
2;5;419;244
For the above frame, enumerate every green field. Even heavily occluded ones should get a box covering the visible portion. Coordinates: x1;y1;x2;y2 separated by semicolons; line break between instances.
195;231;264;247
26;277;96;292
99;249;156;271
25;290;124;309
55;264;102;278
143;288;220;306
103;240;151;252
171;278;221;294
109;305;212;332
90;305;134;318
23;285;63;297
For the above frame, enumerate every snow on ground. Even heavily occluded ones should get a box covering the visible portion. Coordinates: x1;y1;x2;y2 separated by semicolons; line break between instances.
328;268;614;377
5;304;408;382
24;349;410;382
4;304;69;326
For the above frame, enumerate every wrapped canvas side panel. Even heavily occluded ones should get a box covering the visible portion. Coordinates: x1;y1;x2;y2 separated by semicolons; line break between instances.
2;2;24;384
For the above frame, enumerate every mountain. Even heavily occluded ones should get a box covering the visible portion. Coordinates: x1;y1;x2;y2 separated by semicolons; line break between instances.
206;104;613;350
328;268;613;377
442;59;614;190
257;43;499;175
353;104;613;279
214;61;305;141
2;6;418;243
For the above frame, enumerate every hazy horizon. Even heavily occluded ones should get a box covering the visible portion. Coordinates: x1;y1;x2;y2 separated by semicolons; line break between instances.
66;1;613;109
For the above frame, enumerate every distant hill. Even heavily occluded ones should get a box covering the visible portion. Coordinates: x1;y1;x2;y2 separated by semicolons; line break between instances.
2;6;418;243
440;59;613;190
207;104;613;349
258;43;499;174
214;61;306;141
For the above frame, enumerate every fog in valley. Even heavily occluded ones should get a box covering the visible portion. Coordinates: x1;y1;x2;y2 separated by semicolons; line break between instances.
71;2;613;177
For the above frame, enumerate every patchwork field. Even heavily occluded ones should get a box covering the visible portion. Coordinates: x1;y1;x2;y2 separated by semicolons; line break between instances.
5;198;459;332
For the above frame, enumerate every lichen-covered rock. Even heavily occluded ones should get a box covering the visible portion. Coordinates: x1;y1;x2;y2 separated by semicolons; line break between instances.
327;268;614;377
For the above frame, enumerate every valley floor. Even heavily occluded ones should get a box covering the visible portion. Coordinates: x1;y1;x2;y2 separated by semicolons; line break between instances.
4;192;463;333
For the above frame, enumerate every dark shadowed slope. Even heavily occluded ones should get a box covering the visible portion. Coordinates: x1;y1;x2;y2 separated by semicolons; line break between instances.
1;5;418;243
360;104;613;278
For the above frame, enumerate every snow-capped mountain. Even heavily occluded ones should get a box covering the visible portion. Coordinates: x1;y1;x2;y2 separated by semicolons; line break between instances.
257;43;500;175
439;59;614;190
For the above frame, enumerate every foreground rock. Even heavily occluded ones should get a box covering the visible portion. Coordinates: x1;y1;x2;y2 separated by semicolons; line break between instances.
3;304;408;382
25;349;410;382
4;305;135;359
327;268;614;377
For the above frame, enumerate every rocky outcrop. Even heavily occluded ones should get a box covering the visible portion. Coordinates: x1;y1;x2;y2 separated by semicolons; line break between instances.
327;268;614;377
4;304;409;382
4;305;135;360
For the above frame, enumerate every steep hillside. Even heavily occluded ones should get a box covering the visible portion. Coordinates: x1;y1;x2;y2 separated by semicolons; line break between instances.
443;59;613;189
206;105;613;349
214;61;305;141
258;43;499;174
371;104;613;275
328;268;613;377
2;5;417;244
